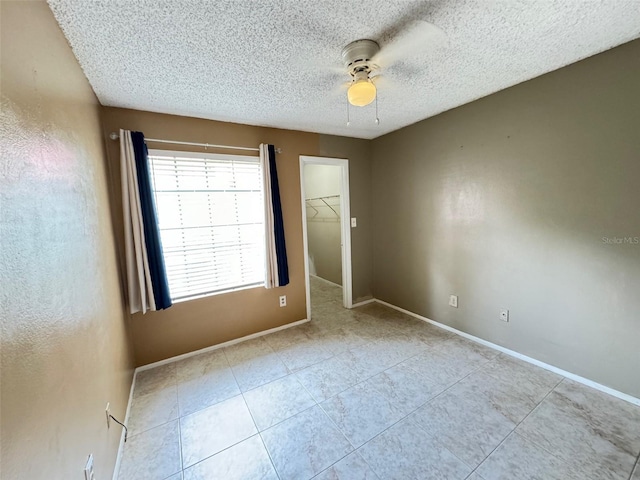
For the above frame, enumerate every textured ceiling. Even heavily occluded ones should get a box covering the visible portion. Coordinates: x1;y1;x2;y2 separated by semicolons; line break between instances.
48;0;640;139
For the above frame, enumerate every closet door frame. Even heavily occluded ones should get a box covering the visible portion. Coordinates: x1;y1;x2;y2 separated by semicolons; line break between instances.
299;155;352;320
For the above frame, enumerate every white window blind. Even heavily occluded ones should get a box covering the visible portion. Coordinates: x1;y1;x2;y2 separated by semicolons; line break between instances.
148;149;265;301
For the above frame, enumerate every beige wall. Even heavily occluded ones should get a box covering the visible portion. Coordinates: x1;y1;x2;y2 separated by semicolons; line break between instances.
371;40;640;398
6;6;636;480
319;135;373;302
101;107;319;366
0;2;134;479
304;164;342;285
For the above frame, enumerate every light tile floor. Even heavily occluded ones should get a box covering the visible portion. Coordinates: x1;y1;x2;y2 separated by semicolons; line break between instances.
118;277;640;480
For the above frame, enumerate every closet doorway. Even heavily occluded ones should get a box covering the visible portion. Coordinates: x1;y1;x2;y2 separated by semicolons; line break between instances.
299;156;352;320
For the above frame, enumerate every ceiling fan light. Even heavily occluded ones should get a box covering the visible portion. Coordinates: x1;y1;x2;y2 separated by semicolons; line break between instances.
347;78;376;107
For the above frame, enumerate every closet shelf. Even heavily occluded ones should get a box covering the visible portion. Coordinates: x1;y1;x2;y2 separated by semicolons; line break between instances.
305;194;340;220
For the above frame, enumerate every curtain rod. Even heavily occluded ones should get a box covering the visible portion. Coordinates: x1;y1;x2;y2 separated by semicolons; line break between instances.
108;132;281;153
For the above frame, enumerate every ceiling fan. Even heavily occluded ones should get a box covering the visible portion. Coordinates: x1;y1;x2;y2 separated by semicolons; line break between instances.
339;20;447;112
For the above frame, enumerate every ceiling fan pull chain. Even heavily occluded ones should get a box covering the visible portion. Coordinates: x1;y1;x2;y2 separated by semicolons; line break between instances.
346;97;351;127
375;95;380;125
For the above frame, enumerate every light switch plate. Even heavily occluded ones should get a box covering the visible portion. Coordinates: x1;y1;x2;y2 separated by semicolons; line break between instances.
500;309;509;322
351;217;357;228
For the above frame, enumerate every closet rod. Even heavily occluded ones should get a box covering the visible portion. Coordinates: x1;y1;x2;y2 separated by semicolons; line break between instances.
109;132;281;153
305;194;340;201
305;195;340;218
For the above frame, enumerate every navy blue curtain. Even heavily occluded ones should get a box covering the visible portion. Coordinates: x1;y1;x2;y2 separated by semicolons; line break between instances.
131;132;172;310
267;144;289;286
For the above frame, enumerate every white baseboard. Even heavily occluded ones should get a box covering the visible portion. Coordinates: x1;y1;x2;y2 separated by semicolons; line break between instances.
351;298;375;308
112;368;137;480
374;299;640;407
136;318;309;373
113;297;638;480
113;316;309;478
310;274;342;289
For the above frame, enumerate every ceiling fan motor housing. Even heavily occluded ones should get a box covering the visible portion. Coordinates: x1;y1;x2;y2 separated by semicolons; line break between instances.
341;39;380;77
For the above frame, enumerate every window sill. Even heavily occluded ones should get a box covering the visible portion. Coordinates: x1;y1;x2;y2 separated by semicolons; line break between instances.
172;282;265;304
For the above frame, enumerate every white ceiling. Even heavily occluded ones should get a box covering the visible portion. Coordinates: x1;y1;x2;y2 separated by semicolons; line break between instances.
48;0;640;140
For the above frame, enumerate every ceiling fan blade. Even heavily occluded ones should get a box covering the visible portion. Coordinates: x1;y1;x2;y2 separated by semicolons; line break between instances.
371;74;391;88
319;64;346;75
371;74;402;97
330;80;351;98
292;56;344;75
372;20;447;69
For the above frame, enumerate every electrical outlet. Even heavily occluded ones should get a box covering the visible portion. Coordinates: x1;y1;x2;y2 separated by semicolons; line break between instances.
105;402;111;428
279;295;286;307
500;309;510;322
449;295;458;308
84;454;95;480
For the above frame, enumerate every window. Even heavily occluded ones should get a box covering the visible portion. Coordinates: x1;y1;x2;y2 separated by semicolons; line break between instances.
148;149;265;301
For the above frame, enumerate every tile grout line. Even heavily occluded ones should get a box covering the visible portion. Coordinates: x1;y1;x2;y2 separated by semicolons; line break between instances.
128;329;480;444
248;376;355;480
176;349;232;472
628;452;640;480
287;304;410;477
313;402;363;474
264;313;395;397
222;346;283;480
267;329;337;374
177;432;267;475
354;353;501;474
171;342;321;441
259;399;320;433
529;377;640;480
175;355;269;476
374;299;640;407
134;335;487;479
127;296;384;474
131;285;638;480
135;318;311;373
133;304;450;475
174;351;254;475
249;421;283;480
176;413;184;479
468;376;570;478
310;341;501;478
345;301;630;478
294;367;330;406
309;451;382;480
123;387;179;439
133;364;244;441
370;338;502;471
284;302;499;476
283;309;362;464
